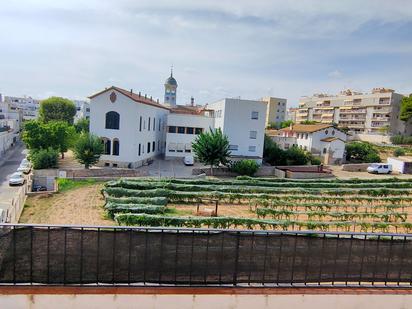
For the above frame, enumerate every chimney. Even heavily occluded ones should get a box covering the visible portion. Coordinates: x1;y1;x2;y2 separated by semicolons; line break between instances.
144;94;147;99
130;89;133;94
157;99;159;103
190;97;194;106
289;123;293;130
150;96;152;101
139;91;141;97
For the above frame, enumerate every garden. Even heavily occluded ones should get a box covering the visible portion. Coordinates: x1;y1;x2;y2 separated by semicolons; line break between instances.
101;176;412;233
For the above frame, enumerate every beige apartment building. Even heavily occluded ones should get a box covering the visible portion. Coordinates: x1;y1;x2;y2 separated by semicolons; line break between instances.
262;96;287;127
296;88;410;135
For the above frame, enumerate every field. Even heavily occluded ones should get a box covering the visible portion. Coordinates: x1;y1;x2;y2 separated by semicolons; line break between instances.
102;177;412;233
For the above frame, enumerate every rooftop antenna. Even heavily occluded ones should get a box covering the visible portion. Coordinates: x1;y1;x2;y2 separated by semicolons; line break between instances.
170;65;174;77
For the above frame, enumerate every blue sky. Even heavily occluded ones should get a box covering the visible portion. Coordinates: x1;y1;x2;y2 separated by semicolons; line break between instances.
0;0;412;107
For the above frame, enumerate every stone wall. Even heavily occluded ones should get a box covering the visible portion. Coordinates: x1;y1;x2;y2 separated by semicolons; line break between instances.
342;163;370;172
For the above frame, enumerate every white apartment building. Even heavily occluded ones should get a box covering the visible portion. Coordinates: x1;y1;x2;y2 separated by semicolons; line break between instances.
286;107;298;122
89;86;169;168
74;100;91;121
267;124;348;164
0;102;21;158
3;95;40;120
262;97;287;127
296;88;409;135
207;98;267;164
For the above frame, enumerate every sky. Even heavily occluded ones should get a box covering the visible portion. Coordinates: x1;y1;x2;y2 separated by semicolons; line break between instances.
0;0;412;107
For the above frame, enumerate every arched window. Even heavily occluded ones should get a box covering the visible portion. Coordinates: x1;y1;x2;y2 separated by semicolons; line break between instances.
113;139;120;156
105;111;120;130
102;138;111;155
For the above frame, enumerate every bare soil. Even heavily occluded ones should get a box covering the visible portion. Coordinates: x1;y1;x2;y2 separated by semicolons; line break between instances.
19;184;114;226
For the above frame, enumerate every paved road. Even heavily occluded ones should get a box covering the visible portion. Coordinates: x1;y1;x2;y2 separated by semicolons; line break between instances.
0;142;27;213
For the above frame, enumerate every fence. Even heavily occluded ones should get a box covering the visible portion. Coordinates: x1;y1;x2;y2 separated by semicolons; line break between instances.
0;224;412;287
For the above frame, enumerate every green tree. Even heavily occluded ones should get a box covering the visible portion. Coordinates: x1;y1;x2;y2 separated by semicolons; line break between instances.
74;117;90;133
73;133;104;168
263;135;287;165
280;120;294;129
345;141;381;163
285;146;309;165
29;148;59;169
22;120;53;150
39;97;77;124
394;147;406;157
400;95;412;122
48;121;77;159
192;128;230;175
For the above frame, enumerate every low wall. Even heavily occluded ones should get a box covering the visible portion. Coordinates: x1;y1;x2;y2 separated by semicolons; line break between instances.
61;168;148;179
348;133;392;144
342;163;370;172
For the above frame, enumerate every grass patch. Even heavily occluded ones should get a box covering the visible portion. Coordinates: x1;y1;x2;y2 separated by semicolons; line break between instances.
57;178;98;193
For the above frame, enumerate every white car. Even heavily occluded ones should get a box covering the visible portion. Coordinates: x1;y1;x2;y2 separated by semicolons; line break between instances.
367;163;392;174
183;155;194;166
9;172;25;186
17;163;31;174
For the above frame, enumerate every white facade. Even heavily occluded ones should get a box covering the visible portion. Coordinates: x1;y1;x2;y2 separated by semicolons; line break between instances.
74;100;90;121
387;156;412;174
4;95;40;120
207;98;267;163
268;124;347;164
165;113;214;159
89;87;169;168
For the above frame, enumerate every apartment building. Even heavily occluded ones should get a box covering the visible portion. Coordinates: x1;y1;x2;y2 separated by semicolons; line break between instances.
296;88;409;135
286;107;298;122
3;95;40;120
74;100;91;121
262;96;286;127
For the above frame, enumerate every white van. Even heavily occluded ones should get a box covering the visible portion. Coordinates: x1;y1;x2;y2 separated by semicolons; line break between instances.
367;163;392;174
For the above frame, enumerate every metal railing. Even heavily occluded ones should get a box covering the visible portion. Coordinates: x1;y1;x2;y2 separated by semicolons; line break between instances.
0;223;412;288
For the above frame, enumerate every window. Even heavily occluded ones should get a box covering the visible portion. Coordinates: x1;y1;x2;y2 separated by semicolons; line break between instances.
152;141;155;152
104;163;110;167
177;143;184;152
159;119;161;131
251;111;259;119
147;142;151;153
177;126;185;134
112;163;118;168
168;143;176;152
248;146;256;152
153;118;156;131
102;138;111;155
305;133;308;139
168;126;176;133
158;140;160;151
139;116;142;131
185;143;192;153
105;111;120;129
86;108;90;112
138;143;141;156
332;130;335;135
323;148;327;154
325;130;328;135
148;117;151;131
113;139;119;156
304;146;307;150
249;131;257;139
187;127;194;134
195;128;203;135
229;145;239;151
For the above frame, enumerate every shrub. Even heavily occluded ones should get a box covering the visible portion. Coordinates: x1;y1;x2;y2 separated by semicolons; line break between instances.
285;146;309;165
308;154;322;165
345;141;381;163
390;135;412;145
394;148;406;157
29;148;59;169
230;160;260;176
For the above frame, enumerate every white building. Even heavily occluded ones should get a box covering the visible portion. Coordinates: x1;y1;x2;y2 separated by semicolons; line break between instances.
3;95;40;120
89;86;169;168
0;102;21;159
74;100;90;121
207;98;267;163
387;156;412;174
262;97;287;127
165;106;214;159
267;124;348;164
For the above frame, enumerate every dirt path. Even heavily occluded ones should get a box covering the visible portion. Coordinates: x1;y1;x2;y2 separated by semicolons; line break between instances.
19;184;114;226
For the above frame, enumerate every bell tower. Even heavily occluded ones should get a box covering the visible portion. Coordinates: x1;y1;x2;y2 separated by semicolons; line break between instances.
164;67;177;106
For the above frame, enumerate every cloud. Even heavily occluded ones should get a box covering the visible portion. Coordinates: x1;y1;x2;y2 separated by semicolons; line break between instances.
0;0;411;107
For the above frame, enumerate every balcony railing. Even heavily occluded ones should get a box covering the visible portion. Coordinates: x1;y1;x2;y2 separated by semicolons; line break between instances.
1;224;412;288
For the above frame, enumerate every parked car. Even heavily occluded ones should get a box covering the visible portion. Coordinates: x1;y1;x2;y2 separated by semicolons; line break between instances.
367;163;392;174
183;155;194;166
33;185;47;192
9;172;25;186
17;163;31;174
